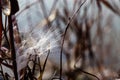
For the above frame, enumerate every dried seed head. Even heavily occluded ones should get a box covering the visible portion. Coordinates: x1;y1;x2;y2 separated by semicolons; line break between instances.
1;0;11;16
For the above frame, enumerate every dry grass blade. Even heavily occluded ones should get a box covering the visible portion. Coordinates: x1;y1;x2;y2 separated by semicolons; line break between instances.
100;0;120;16
66;68;100;80
96;0;102;11
49;0;58;15
38;50;50;80
60;0;87;79
0;15;2;46
2;23;10;49
16;1;39;17
39;0;48;19
31;56;37;76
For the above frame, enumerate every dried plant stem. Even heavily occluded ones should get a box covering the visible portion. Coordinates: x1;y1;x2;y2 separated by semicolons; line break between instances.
8;15;18;80
38;50;50;80
60;0;87;79
69;68;100;80
0;8;2;46
2;23;10;49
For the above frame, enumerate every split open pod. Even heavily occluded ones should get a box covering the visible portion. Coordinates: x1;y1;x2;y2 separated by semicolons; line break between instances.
1;0;11;16
1;0;19;16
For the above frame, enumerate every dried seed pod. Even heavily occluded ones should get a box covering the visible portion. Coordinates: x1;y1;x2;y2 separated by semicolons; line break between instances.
1;0;11;16
1;0;19;15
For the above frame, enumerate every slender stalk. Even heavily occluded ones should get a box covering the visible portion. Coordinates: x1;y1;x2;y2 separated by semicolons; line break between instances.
60;0;87;79
8;16;18;80
38;50;50;80
75;68;100;80
0;7;2;46
2;24;10;49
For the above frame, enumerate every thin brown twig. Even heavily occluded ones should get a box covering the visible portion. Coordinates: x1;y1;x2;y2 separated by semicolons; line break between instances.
38;50;50;80
66;68;100;80
60;0;87;79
